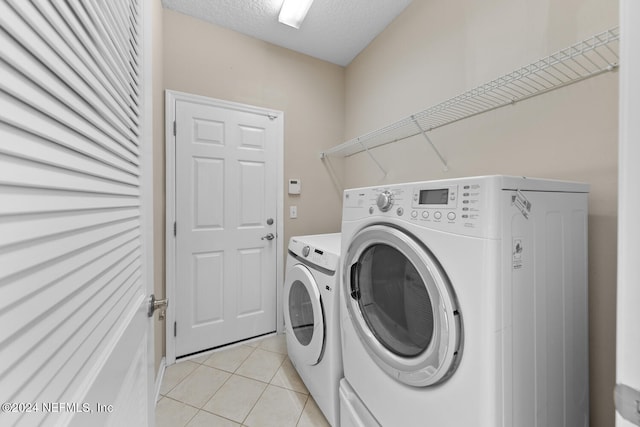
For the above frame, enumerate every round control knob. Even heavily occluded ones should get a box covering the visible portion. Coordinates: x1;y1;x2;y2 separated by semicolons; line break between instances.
302;246;310;257
447;212;456;220
422;211;429;219
411;210;418;218
376;191;394;212
434;211;442;220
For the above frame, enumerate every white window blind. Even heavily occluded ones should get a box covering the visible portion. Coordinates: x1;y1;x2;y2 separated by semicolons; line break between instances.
0;0;149;425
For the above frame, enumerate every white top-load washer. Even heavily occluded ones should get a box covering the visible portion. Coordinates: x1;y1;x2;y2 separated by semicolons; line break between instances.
284;233;342;426
339;176;589;427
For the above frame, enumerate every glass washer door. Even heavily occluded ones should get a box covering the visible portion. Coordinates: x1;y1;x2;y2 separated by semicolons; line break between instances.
284;263;325;365
344;224;462;387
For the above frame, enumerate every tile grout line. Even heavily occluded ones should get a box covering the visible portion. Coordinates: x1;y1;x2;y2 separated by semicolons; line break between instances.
156;395;200;427
158;335;320;427
238;344;291;426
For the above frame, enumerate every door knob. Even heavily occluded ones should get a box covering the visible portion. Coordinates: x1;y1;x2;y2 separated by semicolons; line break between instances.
261;233;275;241
147;294;168;318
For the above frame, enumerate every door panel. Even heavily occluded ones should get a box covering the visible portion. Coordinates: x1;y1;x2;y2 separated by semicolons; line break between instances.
238;248;264;316
194;158;224;229
193;252;224;325
238;161;266;226
175;99;280;357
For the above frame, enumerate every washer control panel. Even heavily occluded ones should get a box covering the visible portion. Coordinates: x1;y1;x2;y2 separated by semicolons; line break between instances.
407;184;460;224
343;179;485;233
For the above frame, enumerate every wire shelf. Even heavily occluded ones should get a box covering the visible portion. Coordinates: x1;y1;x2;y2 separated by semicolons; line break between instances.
321;27;620;159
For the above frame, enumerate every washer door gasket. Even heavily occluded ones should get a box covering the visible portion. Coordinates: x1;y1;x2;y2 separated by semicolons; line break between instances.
284;263;325;365
344;224;462;387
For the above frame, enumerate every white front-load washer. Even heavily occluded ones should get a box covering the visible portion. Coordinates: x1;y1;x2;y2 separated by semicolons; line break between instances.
284;233;342;426
339;176;589;427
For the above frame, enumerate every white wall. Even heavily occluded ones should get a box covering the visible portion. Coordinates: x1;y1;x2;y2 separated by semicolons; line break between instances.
616;0;640;425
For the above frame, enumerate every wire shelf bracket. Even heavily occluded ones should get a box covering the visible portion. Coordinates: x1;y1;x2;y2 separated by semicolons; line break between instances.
412;115;448;171
320;27;620;161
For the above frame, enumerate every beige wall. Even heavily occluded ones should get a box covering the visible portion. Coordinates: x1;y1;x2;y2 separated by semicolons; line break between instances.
343;1;618;426
151;0;165;375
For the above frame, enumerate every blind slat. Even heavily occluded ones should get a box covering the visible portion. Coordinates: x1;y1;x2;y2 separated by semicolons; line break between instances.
0;218;140;281
50;0;140;120
0;230;141;311
0;95;139;176
0;187;139;216
0;153;140;196
0;123;139;187
26;0;140;132
0;3;140;152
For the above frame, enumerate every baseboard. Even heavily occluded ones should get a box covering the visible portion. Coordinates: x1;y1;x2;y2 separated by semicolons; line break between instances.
154;357;166;404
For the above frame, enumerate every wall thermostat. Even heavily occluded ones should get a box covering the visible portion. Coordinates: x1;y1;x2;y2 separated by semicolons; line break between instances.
288;179;301;195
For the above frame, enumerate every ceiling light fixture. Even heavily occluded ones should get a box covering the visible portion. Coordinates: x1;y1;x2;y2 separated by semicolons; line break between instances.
278;0;314;29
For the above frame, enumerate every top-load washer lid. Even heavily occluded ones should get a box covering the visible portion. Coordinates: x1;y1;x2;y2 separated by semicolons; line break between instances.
288;233;341;272
343;224;462;387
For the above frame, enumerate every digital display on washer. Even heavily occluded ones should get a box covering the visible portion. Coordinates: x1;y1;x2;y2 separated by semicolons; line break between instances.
419;188;449;205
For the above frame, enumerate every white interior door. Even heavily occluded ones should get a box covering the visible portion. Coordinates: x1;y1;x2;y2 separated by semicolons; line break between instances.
0;0;154;426
173;96;282;357
616;1;640;425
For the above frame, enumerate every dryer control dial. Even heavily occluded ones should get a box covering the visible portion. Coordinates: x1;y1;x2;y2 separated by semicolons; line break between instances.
376;191;394;212
302;246;310;257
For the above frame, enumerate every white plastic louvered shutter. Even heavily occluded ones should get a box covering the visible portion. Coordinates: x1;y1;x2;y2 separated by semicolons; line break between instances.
0;0;152;426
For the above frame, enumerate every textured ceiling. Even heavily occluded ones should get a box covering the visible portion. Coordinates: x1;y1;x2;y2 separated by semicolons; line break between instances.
161;0;414;66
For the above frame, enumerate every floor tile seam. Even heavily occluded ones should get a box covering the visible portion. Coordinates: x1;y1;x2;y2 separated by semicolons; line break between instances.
256;346;289;357
231;371;271;386
267;352;289;382
227;380;309;426
255;337;288;355
165;365;233;408
197;371;252;416
267;359;309;395
207;344;256;369
266;382;309;398
160;361;200;396
158;395;202;414
201;364;237;375
199;372;271;424
200;368;238;408
234;374;271;426
234;350;287;384
294;394;312;427
195;406;244;426
179;341;256;369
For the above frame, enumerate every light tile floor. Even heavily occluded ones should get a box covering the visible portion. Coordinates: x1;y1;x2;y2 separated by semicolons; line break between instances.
156;334;331;427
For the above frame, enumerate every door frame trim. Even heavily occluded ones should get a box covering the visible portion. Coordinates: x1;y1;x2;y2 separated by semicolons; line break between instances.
164;90;284;365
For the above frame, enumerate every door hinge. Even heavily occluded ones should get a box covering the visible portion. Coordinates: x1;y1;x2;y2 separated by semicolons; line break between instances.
615;383;640;425
173;120;176;136
173;221;176;236
174;321;177;337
